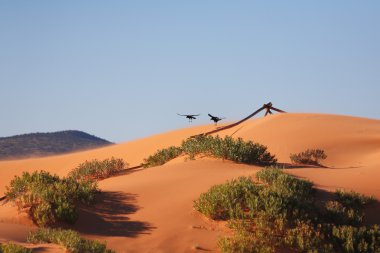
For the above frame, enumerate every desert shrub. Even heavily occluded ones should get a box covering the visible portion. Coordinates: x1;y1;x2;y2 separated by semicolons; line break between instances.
220;215;287;253
5;171;98;226
182;135;277;166
332;225;380;253
194;177;262;220
290;149;327;165
195;168;315;221
0;243;31;253
27;228;115;253
195;168;379;253
218;231;275;253
325;201;364;226
284;221;333;253
256;168;314;218
265;171;314;201
256;167;283;184
336;190;375;209
69;157;127;181
324;190;375;226
142;135;277;168
142;146;183;168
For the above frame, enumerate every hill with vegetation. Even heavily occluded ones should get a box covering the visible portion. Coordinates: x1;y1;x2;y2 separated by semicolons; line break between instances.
0;130;112;160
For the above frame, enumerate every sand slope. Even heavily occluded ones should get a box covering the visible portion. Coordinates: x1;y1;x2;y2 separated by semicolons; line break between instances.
0;113;379;252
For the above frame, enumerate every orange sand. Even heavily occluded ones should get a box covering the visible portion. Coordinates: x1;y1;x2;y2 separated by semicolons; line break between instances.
0;113;379;252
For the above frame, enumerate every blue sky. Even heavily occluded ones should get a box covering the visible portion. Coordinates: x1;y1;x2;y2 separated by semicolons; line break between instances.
1;1;379;142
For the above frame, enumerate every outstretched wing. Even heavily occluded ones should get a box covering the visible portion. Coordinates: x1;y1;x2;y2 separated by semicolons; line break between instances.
208;113;214;118
177;113;200;117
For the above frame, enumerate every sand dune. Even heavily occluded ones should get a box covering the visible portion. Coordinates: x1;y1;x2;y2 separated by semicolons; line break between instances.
0;113;379;252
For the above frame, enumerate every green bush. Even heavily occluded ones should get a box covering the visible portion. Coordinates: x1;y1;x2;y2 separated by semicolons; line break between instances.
182;135;277;166
257;168;314;218
142;135;277;168
324;190;375;226
290;149;327;165
0;243;31;253
256;167;283;184
195;168;379;253
5;171;98;226
69;157;127;181
284;221;333;253
325;201;364;226
336;190;375;209
194;177;262;220
332;225;380;253
268;173;314;202
142;146;183;168
195;168;314;220
27;228;115;253
218;231;275;253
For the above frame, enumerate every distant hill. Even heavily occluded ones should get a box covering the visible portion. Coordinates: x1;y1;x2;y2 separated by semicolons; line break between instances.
0;130;113;160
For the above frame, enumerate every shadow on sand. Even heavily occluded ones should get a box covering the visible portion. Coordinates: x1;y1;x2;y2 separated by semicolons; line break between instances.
278;162;329;169
74;191;155;237
297;181;380;227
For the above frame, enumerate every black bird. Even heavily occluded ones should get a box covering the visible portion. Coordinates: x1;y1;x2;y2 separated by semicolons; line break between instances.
177;113;200;123
208;114;225;125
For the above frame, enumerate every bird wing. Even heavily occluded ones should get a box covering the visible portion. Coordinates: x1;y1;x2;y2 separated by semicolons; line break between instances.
208;114;214;118
177;113;199;117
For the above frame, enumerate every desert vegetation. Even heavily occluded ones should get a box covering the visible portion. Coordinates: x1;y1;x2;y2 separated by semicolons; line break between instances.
143;135;277;168
142;146;182;168
27;228;115;253
195;167;378;253
290;148;327;166
0;243;31;253
68;157;127;181
5;170;98;226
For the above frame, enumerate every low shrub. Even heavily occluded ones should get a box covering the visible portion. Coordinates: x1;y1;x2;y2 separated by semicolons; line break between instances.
5;171;98;226
336;190;375;209
142;135;277;168
193;177;262;220
142;146;182;168
195;168;379;253
182;135;277;166
69;157;127;181
218;231;275;253
332;225;380;253
324;190;375;226
290;149;327;166
325;201;364;226
195;168;314;220
256;167;283;184
0;243;31;253
27;228;115;253
284;221;333;253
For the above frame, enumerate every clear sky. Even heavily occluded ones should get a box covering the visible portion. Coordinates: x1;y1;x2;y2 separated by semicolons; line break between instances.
1;1;379;142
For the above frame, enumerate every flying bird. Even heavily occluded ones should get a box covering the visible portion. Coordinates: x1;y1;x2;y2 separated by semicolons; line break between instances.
208;114;225;125
177;113;200;123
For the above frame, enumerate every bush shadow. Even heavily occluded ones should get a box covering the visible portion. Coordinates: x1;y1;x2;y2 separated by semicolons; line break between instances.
278;162;329;169
313;187;380;227
74;191;155;237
